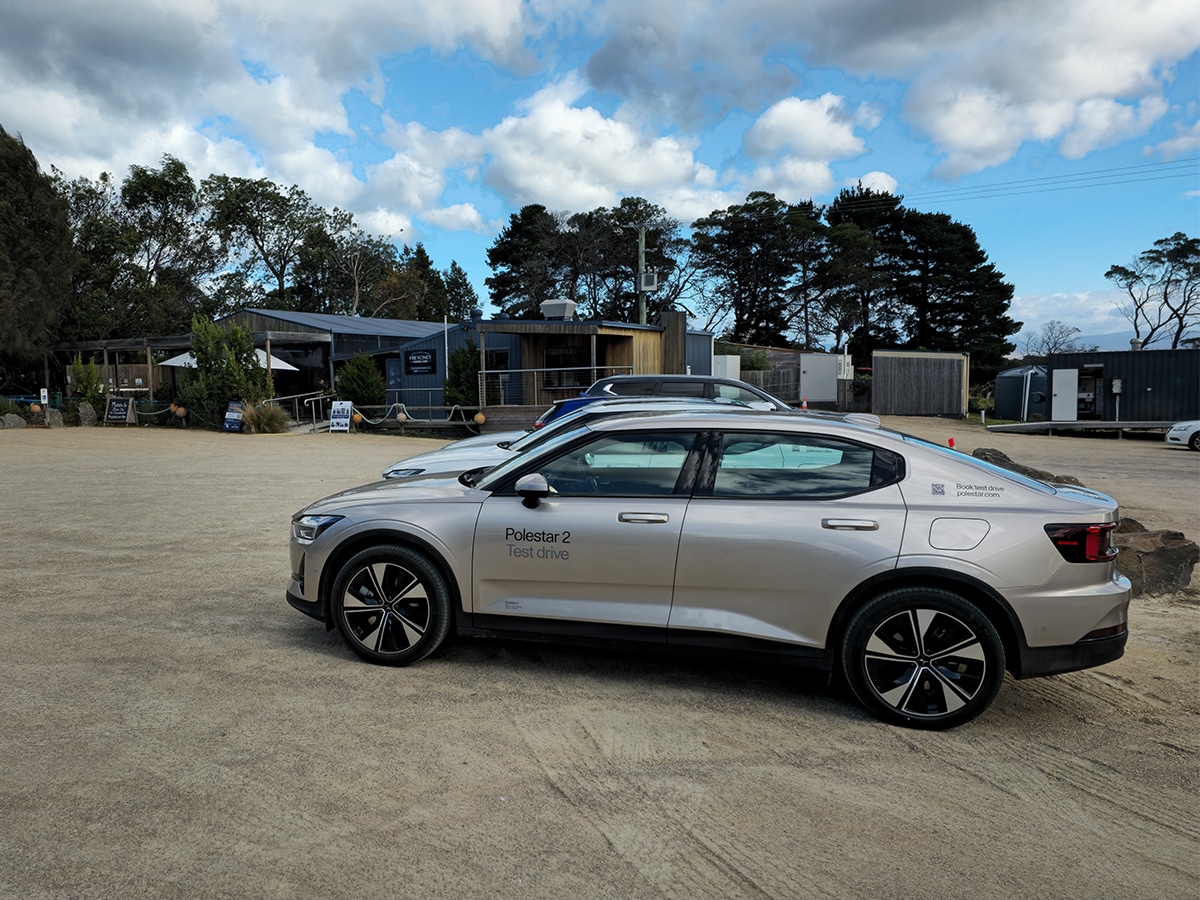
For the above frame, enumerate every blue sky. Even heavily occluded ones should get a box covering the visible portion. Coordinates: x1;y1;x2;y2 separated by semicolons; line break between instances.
1;0;1197;348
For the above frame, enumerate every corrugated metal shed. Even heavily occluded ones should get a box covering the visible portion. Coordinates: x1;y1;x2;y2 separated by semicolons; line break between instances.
1046;348;1199;421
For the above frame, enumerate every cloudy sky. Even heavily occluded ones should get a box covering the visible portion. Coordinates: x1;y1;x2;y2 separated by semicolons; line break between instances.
2;0;1197;344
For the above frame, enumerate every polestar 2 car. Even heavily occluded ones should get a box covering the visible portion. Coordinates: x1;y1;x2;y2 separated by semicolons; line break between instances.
288;409;1130;729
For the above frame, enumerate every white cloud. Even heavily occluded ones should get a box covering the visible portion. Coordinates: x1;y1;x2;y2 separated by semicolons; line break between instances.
1012;289;1131;336
743;94;867;160
422;203;488;232
855;171;898;194
482;74;705;210
1060;97;1169;159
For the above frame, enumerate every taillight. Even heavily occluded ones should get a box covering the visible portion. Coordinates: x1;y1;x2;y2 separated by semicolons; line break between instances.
1044;523;1118;563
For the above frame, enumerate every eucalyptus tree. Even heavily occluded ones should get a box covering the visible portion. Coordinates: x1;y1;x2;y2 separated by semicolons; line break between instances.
1106;232;1199;348
203;175;350;309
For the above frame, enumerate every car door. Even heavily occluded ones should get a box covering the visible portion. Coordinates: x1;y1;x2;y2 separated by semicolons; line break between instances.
669;430;906;652
472;429;701;631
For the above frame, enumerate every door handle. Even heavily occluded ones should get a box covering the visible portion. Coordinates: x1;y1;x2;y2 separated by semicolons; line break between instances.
821;518;879;531
618;512;670;524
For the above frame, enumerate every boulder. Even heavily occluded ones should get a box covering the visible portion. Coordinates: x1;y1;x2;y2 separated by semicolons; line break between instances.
46;408;64;428
78;401;97;426
2;413;26;429
971;447;1085;487
1114;530;1200;597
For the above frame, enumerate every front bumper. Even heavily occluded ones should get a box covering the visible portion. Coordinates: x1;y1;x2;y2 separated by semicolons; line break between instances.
287;589;323;622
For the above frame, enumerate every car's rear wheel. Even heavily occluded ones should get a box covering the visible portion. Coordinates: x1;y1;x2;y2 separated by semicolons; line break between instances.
841;588;1005;729
331;545;451;666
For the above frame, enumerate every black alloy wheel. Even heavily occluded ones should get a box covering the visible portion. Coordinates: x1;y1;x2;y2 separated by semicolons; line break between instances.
331;545;451;665
841;587;1005;729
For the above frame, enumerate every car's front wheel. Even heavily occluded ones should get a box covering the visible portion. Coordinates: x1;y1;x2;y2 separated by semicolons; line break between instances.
841;588;1005;729
1189;431;1200;451
331;545;451;665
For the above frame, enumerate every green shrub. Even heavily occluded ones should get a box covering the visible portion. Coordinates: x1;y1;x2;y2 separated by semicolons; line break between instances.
0;396;22;417
177;317;270;428
336;353;386;408
741;350;772;371
444;339;481;407
70;354;106;412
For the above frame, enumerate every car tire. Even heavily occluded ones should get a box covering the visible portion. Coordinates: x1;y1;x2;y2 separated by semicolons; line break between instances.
1189;431;1200;452
841;587;1005;729
331;545;452;666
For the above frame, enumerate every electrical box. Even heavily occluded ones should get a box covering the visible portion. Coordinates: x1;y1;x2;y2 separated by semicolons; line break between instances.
638;272;659;292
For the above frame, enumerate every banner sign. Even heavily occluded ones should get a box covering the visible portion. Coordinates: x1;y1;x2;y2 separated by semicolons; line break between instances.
405;349;436;376
104;396;135;425
330;400;353;433
222;401;245;433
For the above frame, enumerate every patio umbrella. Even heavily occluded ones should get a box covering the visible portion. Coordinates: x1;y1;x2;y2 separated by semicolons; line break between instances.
159;349;298;371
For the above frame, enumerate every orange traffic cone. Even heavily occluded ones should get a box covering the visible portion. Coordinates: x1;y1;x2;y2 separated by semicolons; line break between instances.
801;396;808;410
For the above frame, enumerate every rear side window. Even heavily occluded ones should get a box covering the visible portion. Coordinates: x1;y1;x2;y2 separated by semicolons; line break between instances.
599;379;655;396
656;381;706;397
710;432;902;499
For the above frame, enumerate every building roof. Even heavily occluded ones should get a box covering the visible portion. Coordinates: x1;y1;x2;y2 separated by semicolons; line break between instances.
219;309;452;340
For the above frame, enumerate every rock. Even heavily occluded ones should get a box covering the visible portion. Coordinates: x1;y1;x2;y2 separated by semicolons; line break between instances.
1115;517;1147;534
971;447;1085;487
78;401;97;426
1114;530;1200;597
45;408;64;428
2;413;26;429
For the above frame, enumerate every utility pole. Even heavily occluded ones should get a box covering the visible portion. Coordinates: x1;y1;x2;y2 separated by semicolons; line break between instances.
623;223;652;325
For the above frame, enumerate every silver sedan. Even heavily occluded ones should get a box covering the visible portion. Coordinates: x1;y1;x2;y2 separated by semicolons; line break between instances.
288;410;1130;729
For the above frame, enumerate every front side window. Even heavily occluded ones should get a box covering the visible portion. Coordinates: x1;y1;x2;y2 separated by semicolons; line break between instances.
537;431;698;496
714;383;777;408
711;432;900;499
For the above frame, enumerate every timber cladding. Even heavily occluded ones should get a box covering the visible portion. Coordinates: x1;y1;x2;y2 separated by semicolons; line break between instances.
871;351;969;417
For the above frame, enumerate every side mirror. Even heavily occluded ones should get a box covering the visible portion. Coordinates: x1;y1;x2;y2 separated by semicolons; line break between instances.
515;473;551;509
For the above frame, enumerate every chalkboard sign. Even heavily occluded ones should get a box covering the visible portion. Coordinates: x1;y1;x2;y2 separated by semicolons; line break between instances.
104;396;135;425
222;401;246;433
405;349;436;376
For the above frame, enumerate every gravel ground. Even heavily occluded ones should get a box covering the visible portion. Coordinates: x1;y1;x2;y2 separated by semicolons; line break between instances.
0;419;1196;899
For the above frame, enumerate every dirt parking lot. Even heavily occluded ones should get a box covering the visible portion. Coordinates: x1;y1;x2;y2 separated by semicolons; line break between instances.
1;418;1196;898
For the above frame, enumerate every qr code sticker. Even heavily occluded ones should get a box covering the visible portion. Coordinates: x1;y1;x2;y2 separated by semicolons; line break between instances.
931;483;946;496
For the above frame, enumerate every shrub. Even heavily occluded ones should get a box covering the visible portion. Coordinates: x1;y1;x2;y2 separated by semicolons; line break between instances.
0;396;22;417
336;353;386;408
444;339;481;407
241;402;291;434
741;350;772;371
177;317;270;428
70;354;106;412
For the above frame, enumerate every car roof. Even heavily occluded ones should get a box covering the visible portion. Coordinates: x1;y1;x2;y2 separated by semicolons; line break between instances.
584;407;897;443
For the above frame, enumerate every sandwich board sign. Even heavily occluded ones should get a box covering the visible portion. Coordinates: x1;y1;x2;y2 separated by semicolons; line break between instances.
222;401;246;433
330;401;353;432
104;396;136;425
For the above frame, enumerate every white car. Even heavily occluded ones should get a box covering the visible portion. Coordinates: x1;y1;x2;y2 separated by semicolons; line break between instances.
1165;420;1200;451
381;397;755;480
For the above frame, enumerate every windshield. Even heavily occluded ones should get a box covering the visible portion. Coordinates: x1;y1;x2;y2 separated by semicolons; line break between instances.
476;422;597;491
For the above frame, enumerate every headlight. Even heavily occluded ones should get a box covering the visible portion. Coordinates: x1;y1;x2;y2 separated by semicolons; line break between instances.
292;514;344;543
382;467;424;479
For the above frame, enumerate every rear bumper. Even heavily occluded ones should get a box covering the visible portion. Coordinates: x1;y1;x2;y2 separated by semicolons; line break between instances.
1015;629;1128;678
